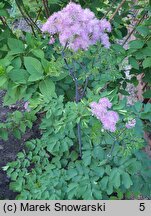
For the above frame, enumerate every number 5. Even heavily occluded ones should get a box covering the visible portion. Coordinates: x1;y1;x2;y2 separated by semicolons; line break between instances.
139;203;145;211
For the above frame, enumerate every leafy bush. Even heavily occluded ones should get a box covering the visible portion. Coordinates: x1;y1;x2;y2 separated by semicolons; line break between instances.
0;1;151;200
4;93;151;199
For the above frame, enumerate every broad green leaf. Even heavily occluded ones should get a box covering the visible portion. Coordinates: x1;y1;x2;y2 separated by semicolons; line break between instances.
112;44;126;54
143;90;151;99
82;150;91;166
67;168;78;179
0;9;9;17
8;69;29;84
134;101;142;113
136;26;150;37
24;57;43;81
0;129;8;141
129;57;139;70
13;129;21;139
39;77;55;100
8;38;25;54
107;182;113;195
122;172;133;189
113;171;121;189
17;152;25;159
92;188;102;199
142;57;151;68
129;40;144;49
11;57;22;68
142;47;151;57
67;183;77;199
32;49;44;59
144;103;151;113
119;89;130;96
0;75;7;87
100;176;108;190
9;179;22;192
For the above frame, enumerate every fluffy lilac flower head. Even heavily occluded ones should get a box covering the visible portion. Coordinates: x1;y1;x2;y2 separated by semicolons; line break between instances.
99;97;112;108
125;119;136;129
99;19;112;32
42;3;111;51
90;97;119;132
101;111;119;132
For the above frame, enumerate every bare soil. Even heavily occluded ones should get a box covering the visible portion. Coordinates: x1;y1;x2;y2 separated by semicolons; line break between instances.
0;91;40;200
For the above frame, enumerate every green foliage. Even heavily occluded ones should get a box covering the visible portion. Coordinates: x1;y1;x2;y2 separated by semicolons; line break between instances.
0;110;37;141
0;0;151;200
4;94;151;199
127;5;151;99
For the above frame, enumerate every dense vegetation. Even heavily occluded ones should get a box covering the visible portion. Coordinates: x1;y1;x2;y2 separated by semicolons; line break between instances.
0;0;151;200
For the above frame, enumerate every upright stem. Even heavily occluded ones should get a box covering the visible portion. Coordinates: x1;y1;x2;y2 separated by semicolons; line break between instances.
62;48;82;158
77;123;82;158
102;0;117;19
122;12;147;46
15;0;41;33
42;0;50;18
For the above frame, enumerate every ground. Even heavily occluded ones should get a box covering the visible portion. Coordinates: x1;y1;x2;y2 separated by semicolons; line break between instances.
0;91;40;199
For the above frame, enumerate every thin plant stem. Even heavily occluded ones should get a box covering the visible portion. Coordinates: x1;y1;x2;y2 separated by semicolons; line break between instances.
81;76;89;99
108;140;117;157
102;0;117;19
62;47;82;158
15;0;41;33
105;130;116;140
34;7;42;23
77;122;82;158
109;0;126;22
42;0;50;18
122;12;147;46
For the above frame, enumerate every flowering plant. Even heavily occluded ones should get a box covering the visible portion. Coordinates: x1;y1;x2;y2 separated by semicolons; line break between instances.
1;1;151;200
42;2;111;51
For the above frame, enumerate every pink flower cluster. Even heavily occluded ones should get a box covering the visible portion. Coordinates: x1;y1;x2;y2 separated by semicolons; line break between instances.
24;101;30;112
42;2;111;51
125;119;136;129
90;98;119;132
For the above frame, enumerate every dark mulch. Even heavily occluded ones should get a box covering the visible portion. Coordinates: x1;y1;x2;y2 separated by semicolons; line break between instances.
0;91;40;200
